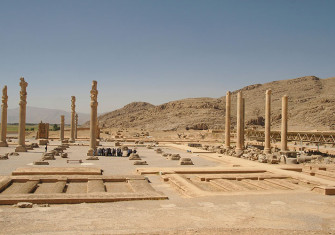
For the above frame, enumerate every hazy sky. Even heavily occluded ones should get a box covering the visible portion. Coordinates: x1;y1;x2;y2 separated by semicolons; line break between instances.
1;0;334;113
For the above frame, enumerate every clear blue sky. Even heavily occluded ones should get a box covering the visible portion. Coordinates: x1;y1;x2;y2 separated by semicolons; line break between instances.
1;0;334;113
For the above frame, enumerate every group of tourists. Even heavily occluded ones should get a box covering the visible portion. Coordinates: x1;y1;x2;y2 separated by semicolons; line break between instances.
96;147;137;157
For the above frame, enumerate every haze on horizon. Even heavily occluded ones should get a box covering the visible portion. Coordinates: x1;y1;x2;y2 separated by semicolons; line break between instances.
0;0;334;114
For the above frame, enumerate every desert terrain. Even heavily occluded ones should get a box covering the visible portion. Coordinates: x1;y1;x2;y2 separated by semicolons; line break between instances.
0;126;335;234
0;76;335;235
94;76;335;132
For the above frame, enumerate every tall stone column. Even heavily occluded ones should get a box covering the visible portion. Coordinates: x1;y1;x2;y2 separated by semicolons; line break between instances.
70;96;76;143
75;113;78;139
264;89;272;154
60;115;65;141
96;119;100;140
241;98;245;149
236;91;243;152
87;81;98;156
281;95;288;151
0;86;8;147
15;77;28;152
225;91;231;148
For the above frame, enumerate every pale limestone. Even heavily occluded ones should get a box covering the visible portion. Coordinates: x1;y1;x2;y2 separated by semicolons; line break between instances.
0;86;8;147
236;91;243;151
15;78;28;152
75;113;78;139
225;91;231;148
264;89;272;154
70;96;76;143
281;95;288;151
60;115;65;141
87;81;98;156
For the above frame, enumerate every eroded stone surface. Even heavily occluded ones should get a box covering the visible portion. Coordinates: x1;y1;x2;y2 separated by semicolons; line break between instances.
169;154;181;160
134;161;148;165
129;153;141;160
179;158;193;165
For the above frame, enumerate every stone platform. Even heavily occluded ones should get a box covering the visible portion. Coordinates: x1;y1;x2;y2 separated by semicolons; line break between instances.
0;174;167;205
137;167;335;197
12;167;103;176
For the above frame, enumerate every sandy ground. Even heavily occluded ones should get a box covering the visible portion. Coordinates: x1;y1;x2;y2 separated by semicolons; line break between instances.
0;139;335;234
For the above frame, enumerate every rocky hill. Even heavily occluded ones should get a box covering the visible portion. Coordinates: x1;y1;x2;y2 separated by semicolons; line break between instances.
95;76;335;131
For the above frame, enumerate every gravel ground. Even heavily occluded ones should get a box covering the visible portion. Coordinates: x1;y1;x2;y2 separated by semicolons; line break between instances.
0;141;335;234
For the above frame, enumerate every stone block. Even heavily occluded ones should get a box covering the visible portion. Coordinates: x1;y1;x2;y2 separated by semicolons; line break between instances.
31;143;39;148
179;158;193;165
42;152;55;160
86;156;99;160
258;155;267;163
155;148;163;154
61;153;68;158
266;154;280;164
129;153;141;160
0;154;9;160
234;150;244;158
286;158;298;164
9;152;19;156
25;145;34;150
34;161;49;165
15;202;33;208
133;161;148;165
169;154;181;160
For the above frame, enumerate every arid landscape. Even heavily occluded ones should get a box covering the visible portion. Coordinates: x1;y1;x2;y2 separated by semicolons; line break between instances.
1;1;335;234
95;76;335;132
0;75;335;234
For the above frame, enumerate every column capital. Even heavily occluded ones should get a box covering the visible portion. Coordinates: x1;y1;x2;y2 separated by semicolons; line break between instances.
2;85;8;103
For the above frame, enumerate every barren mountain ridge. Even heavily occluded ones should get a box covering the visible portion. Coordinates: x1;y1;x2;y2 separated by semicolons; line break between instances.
95;76;335;131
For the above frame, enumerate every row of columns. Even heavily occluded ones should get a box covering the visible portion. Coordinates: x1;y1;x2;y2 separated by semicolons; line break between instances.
0;78;99;155
1;78;286;155
224;90;289;153
0;78;29;151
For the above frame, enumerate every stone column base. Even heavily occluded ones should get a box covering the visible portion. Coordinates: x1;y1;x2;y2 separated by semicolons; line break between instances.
69;139;75;143
224;145;232;150
235;148;243;152
15;145;27;152
87;148;94;156
0;141;8;147
263;148;271;154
